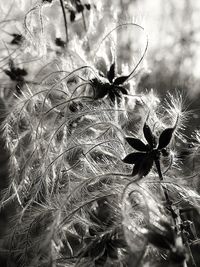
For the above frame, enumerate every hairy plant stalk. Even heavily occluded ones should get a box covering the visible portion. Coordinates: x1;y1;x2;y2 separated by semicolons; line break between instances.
185;239;197;267
81;11;87;31
155;159;178;226
154;159;189;267
59;0;69;43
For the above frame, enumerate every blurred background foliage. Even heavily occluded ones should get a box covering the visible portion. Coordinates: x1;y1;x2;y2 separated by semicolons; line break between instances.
119;0;200;133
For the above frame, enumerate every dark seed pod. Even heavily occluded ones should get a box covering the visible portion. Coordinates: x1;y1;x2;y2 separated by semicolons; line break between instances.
10;34;24;45
70;10;76;22
14;68;27;77
4;59;27;80
85;4;91;10
55;37;66;48
76;3;84;13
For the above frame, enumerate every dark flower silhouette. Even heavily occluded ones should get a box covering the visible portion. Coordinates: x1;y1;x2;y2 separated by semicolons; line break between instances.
123;122;175;177
10;34;24;46
4;59;28;94
55;37;66;48
4;59;27;82
91;62;128;103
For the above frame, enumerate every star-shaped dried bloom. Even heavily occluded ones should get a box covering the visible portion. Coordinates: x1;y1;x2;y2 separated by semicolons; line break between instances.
91;62;128;103
123;122;175;177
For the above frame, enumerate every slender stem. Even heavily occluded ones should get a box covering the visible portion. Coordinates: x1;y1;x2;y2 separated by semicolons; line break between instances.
185;240;197;267
81;11;87;32
59;0;69;43
155;158;191;267
155;159;177;227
